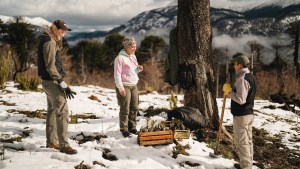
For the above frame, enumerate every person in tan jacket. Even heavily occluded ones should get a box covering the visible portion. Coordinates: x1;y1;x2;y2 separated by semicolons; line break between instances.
37;20;76;155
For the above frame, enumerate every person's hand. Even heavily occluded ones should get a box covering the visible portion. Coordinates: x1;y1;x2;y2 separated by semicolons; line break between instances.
64;87;76;99
59;81;76;99
120;90;126;97
138;65;143;72
223;83;232;96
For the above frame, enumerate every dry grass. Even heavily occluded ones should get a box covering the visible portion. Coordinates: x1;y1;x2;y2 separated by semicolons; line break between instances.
61;50;116;89
3;46;299;99
138;59;167;93
215;68;300;100
64;59;169;92
15;64;300;101
255;70;300;99
61;66;300;100
66;70;115;89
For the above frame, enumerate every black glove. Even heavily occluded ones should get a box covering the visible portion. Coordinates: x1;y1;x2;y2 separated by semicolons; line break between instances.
59;81;76;99
64;87;76;99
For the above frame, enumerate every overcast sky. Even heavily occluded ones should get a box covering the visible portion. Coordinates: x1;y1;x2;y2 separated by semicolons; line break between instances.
0;0;270;27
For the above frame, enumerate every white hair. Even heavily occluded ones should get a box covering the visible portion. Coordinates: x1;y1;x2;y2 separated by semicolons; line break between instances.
122;37;136;49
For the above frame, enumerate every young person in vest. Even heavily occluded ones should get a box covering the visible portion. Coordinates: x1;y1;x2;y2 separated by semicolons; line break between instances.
223;53;256;169
114;37;143;138
38;20;77;154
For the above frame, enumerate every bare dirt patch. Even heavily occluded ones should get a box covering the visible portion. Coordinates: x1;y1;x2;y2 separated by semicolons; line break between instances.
202;127;300;169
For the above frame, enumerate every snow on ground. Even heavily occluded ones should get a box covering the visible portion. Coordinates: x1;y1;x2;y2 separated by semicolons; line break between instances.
0;82;299;169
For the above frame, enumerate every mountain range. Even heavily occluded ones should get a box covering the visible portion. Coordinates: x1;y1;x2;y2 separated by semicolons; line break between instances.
69;1;300;42
113;1;300;37
1;1;300;43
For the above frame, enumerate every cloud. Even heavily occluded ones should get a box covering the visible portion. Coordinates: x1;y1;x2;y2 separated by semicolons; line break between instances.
212;33;286;65
210;0;270;11
0;0;273;26
0;0;173;26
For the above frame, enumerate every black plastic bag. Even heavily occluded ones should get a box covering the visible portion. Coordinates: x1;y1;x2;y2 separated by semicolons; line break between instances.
167;106;209;130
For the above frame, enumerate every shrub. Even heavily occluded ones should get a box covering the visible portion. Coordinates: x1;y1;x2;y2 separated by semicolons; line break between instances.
0;52;10;89
16;73;40;91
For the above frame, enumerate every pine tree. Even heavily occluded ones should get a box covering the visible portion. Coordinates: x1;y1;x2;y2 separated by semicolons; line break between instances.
287;20;300;77
0;16;37;80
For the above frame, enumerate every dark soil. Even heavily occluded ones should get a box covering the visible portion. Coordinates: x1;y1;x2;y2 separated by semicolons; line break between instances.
252;127;300;169
74;161;91;169
179;161;201;167
72;132;108;144
102;148;118;161
143;106;170;117
7;109;46;119
7;109;101;120
202;127;300;169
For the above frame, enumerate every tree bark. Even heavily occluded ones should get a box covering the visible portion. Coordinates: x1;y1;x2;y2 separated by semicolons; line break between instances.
177;0;220;130
293;30;299;77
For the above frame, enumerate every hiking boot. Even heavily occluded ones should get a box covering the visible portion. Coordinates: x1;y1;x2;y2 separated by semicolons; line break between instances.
46;143;60;150
129;129;138;135
60;146;77;155
233;163;241;169
121;131;132;138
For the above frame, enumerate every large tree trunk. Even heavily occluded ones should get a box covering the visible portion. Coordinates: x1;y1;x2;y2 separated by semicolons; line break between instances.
294;30;299;77
177;0;219;130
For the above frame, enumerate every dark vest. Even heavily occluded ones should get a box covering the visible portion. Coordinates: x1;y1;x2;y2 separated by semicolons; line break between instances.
38;35;66;80
231;73;256;116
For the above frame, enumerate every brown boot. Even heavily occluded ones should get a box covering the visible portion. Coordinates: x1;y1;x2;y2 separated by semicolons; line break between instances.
233;163;241;169
121;131;132;138
46;143;60;150
60;146;77;155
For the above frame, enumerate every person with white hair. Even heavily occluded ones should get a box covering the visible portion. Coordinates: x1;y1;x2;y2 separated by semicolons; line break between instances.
114;37;143;138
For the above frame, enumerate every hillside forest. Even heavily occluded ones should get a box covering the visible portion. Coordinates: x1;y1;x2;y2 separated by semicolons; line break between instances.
0;17;300;102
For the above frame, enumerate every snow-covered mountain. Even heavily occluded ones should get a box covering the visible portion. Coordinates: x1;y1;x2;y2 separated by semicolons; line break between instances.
210;0;300;12
108;6;177;37
0;15;82;41
1;0;300;43
0;15;51;28
109;1;300;38
258;0;300;8
0;15;52;36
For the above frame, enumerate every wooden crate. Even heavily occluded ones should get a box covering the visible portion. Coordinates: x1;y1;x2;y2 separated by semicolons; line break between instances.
173;130;190;139
138;130;173;146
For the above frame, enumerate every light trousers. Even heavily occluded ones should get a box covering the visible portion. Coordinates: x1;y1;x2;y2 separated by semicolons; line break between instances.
233;114;254;169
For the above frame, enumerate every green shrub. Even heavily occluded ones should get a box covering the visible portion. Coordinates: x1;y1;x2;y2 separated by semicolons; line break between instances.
0;53;10;89
16;73;40;91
